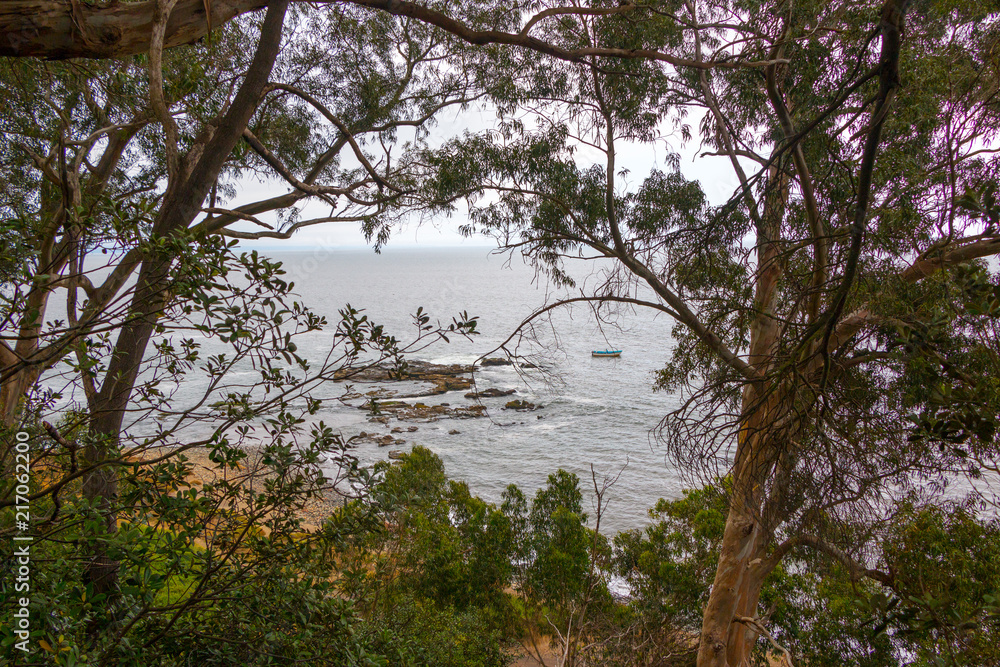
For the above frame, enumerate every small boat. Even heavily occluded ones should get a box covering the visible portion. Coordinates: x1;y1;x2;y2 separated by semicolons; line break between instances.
591;350;622;357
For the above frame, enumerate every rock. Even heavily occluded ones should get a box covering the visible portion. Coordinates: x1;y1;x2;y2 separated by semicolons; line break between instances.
359;399;409;411
335;360;475;401
394;438;406;445
465;388;516;399
369;416;390;424
504;399;536;411
440;403;450;406
480;357;512;366
448;429;461;435
391;427;403;433
407;426;418;432
387;450;406;460
364;401;489;424
335;360;472;382
377;435;395;446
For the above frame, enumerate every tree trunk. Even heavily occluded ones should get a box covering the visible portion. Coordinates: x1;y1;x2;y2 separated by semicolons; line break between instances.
76;0;288;612
1;280;54;427
695;408;778;667
696;145;789;665
82;255;171;598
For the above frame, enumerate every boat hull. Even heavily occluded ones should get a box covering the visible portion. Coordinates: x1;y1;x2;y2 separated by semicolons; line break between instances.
591;350;622;357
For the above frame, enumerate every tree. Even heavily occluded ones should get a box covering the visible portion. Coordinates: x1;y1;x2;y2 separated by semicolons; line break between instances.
500;468;616;667
615;480;1000;666
396;1;1000;665
6;2;1000;665
0;7;497;660
1;0;495;617
338;446;517;667
0;236;484;663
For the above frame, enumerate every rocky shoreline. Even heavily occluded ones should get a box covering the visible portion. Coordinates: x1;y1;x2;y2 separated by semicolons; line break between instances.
134;359;534;532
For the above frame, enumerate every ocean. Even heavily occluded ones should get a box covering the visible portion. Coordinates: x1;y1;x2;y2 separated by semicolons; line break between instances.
37;246;690;533
46;245;996;533
263;246;690;533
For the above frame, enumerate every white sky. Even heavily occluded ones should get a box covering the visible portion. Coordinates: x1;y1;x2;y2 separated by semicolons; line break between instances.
231;103;749;251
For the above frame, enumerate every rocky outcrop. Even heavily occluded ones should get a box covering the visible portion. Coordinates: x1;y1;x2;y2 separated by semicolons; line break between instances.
479;357;512;366
504;399;538;411
352;432;406;447
464;388;517;399
337;360;475;398
334;360;472;382
361;399;488;422
397;375;472;396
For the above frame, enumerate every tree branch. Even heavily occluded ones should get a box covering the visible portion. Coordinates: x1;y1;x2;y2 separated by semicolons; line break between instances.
760;533;893;587
0;0;267;59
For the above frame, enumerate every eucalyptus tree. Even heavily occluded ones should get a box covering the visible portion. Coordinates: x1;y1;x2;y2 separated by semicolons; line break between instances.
5;1;1000;664
0;0;492;624
388;1;1000;665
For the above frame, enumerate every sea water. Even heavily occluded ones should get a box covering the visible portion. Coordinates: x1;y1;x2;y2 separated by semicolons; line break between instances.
264;246;690;533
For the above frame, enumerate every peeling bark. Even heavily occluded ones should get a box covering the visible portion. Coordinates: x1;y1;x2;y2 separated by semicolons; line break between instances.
0;0;266;59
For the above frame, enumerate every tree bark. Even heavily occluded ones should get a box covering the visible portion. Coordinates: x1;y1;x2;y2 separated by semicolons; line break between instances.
0;0;267;59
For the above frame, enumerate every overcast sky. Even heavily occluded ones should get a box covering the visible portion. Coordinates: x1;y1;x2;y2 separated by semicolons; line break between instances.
232;103;749;251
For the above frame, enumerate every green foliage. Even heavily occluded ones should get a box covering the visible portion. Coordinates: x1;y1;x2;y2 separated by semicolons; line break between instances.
614;481;1000;666
0;470;384;666
877;504;1000;665
360;596;511;667
614;483;727;627
519;470;595;608
341;446;518;666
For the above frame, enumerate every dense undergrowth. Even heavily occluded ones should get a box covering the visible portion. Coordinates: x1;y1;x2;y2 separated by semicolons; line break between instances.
4;437;1000;666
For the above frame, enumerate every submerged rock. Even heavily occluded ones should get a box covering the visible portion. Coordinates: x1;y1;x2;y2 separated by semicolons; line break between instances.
504;399;536;411
359;399;409;411
480;357;512;366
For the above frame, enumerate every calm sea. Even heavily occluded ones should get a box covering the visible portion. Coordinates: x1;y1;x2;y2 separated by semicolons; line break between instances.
42;246;691;533
265;246;689;532
51;246;994;532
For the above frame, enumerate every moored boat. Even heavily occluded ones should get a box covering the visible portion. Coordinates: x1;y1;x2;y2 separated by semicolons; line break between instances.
591;350;622;357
